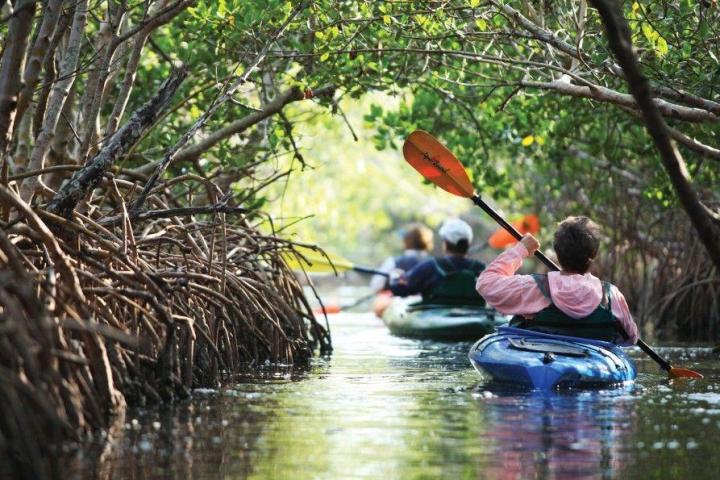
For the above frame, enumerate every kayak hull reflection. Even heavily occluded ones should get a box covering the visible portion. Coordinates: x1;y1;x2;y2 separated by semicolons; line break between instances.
381;297;510;341
469;326;636;389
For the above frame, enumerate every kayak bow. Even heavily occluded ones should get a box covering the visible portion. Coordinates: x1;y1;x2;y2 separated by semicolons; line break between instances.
469;326;637;389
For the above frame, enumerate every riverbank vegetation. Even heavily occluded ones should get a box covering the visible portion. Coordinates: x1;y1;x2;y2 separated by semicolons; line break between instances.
0;0;718;477
269;0;719;339
0;1;336;476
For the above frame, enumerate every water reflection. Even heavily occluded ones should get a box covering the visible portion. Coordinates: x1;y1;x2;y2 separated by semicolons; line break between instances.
476;389;635;479
63;386;276;479
43;311;720;479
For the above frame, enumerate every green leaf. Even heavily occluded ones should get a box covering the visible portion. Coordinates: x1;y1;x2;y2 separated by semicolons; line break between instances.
641;23;658;43
641;23;651;38
189;104;202;120
475;18;487;31
470;0;481;7
656;36;669;56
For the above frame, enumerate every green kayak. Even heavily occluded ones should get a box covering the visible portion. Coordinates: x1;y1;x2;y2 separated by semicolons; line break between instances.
380;296;511;341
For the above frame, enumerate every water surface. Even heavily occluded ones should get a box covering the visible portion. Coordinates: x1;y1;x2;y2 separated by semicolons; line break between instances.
66;311;719;479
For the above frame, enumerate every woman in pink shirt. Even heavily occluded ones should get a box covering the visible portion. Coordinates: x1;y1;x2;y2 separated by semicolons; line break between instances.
476;216;639;346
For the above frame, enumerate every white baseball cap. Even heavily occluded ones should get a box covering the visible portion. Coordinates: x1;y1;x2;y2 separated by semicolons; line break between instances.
439;218;473;244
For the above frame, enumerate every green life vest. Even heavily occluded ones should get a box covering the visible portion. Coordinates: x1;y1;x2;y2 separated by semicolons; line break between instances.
509;274;623;342
421;257;486;306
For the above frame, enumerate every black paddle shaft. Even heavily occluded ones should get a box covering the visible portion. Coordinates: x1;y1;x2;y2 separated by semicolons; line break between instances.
637;339;671;371
352;265;389;277
471;195;559;271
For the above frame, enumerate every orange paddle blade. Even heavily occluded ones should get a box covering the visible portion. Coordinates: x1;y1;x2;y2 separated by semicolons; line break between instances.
313;305;341;315
669;367;704;379
402;130;475;198
488;214;541;248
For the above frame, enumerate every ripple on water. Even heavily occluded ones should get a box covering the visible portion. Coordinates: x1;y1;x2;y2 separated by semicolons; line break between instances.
51;309;720;480
687;392;720;404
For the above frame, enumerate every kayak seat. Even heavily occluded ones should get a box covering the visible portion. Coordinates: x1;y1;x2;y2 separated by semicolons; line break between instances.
508;337;590;358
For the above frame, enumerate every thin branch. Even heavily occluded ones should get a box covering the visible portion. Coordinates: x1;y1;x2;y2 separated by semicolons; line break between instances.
130;0;310;215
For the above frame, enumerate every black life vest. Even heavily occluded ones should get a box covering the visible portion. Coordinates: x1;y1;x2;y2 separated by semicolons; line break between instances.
421;257;486;306
509;274;624;342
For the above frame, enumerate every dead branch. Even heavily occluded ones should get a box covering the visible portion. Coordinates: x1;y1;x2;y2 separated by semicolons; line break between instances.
46;67;188;218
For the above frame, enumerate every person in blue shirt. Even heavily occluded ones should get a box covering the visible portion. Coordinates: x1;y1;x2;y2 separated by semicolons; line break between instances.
390;218;486;306
369;223;434;292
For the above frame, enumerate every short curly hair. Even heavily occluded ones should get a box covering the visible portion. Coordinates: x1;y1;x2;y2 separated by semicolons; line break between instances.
553;216;600;273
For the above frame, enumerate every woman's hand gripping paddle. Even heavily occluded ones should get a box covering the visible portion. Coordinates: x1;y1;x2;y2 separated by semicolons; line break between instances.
402;130;702;380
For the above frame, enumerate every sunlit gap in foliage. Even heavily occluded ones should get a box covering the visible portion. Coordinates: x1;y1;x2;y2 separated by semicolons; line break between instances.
255;92;478;264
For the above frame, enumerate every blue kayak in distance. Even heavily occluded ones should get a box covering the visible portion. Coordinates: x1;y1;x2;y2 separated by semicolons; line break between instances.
469;326;636;390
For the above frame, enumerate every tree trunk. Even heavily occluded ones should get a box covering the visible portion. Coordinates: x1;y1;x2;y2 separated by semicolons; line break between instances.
0;0;36;155
47;87;77;190
20;0;88;202
13;0;64;135
105;32;150;137
32;11;72;141
589;0;720;272
106;0;176;136
75;17;118;163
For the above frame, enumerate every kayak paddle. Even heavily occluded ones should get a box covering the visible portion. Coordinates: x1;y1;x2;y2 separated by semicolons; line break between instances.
402;130;703;379
284;245;389;277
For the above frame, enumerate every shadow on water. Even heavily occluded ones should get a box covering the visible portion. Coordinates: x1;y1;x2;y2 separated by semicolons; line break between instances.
35;311;720;479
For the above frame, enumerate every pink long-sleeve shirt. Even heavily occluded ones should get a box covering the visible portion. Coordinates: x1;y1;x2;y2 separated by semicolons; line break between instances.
476;243;639;346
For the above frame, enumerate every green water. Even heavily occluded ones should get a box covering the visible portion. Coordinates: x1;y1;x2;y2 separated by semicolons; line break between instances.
65;312;719;479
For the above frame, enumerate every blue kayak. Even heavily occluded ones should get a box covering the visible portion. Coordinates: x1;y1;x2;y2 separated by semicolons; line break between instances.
469;326;636;389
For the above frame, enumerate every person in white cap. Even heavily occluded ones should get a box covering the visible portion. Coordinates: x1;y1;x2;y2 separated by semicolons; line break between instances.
390;218;486;305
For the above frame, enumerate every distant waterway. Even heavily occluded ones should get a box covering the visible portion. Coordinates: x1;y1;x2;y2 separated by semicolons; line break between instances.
59;307;719;479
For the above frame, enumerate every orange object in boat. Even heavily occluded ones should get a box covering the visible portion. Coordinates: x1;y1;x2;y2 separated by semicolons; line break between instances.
373;291;393;318
488;214;540;249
